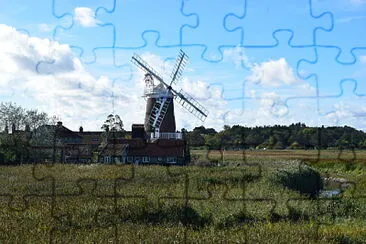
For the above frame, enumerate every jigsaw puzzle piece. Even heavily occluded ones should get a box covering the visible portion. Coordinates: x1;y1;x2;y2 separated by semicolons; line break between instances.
52;0;114;64
0;194;53;242
225;0;333;47
316;79;366;128
286;192;366;242
52;0;115;21
99;165;190;242
0;0;55;38
75;48;134;117
49;178;119;243
96;0;195;49
313;0;366;63
217;33;318;121
298;47;366;97
181;0;245;62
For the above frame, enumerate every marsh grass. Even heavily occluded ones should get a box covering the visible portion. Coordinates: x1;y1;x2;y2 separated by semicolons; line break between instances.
0;149;364;242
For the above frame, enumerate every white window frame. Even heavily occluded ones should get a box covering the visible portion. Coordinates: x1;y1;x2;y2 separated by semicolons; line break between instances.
142;156;150;163
127;156;133;163
166;157;177;164
104;156;111;164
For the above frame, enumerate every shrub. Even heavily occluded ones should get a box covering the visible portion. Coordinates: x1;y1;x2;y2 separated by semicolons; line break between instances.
270;163;323;198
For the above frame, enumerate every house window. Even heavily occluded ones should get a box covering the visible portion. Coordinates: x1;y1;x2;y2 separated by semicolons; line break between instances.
157;157;163;162
134;156;142;163
166;157;177;163
142;156;150;163
127;156;133;163
104;156;111;164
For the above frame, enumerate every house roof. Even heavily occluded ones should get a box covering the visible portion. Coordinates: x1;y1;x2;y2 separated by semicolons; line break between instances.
99;143;129;156
35;124;82;139
106;138;185;157
77;132;103;145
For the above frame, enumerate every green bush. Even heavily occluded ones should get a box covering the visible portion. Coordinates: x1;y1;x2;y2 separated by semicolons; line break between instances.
270;163;323;198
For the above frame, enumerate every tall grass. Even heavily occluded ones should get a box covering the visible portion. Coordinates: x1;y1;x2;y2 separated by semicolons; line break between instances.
0;150;364;242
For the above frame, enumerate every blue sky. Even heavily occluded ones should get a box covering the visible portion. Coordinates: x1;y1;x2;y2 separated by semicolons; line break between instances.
0;0;365;131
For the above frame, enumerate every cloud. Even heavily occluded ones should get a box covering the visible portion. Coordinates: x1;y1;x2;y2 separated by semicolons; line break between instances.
39;23;54;32
0;24;128;130
246;58;298;87
348;0;366;5
74;7;100;27
0;24;229;131
223;46;251;68
360;55;366;63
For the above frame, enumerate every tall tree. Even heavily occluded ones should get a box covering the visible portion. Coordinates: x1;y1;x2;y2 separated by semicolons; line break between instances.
101;114;124;132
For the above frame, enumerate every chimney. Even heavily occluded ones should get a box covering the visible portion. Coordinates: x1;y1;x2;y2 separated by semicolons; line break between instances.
57;121;62;127
79;126;83;133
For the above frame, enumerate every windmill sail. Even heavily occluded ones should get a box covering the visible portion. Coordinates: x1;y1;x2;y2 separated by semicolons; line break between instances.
131;50;208;134
170;50;188;85
131;53;165;84
174;89;208;122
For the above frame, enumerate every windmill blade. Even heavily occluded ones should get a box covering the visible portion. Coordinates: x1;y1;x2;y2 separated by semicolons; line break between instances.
131;53;166;85
173;89;208;122
169;49;188;85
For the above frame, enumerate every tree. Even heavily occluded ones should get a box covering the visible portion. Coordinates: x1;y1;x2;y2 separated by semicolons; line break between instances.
0;103;50;164
101;114;124;132
0;102;25;131
189;130;205;147
0;102;50;132
100;114;125;151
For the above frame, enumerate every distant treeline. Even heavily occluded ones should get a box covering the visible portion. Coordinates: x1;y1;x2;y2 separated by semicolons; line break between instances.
186;123;366;150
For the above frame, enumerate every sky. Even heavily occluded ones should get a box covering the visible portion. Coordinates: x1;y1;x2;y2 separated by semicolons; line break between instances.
0;0;365;132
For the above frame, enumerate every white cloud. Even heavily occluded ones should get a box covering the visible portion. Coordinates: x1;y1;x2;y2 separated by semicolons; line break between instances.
223;46;251;68
0;25;229;131
2;23;363;132
360;55;366;63
0;24;131;130
39;23;53;32
74;7;100;27
246;58;298;87
348;0;366;5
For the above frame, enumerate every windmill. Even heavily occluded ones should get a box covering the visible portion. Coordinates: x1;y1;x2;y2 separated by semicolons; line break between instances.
131;50;208;140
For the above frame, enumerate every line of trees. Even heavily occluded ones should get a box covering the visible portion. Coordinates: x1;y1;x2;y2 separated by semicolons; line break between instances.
0;102;52;164
187;123;366;150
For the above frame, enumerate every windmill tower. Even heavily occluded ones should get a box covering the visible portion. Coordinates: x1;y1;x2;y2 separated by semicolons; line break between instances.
131;50;208;141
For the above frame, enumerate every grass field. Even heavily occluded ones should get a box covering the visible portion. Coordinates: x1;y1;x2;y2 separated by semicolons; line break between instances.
0;149;365;243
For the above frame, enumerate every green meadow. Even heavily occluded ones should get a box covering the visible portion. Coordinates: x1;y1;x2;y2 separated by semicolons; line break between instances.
0;149;365;243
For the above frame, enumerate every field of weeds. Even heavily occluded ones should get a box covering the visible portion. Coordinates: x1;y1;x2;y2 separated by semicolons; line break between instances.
0;149;365;243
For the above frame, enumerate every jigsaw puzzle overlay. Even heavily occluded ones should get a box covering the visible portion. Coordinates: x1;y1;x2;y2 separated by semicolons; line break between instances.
0;0;365;243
